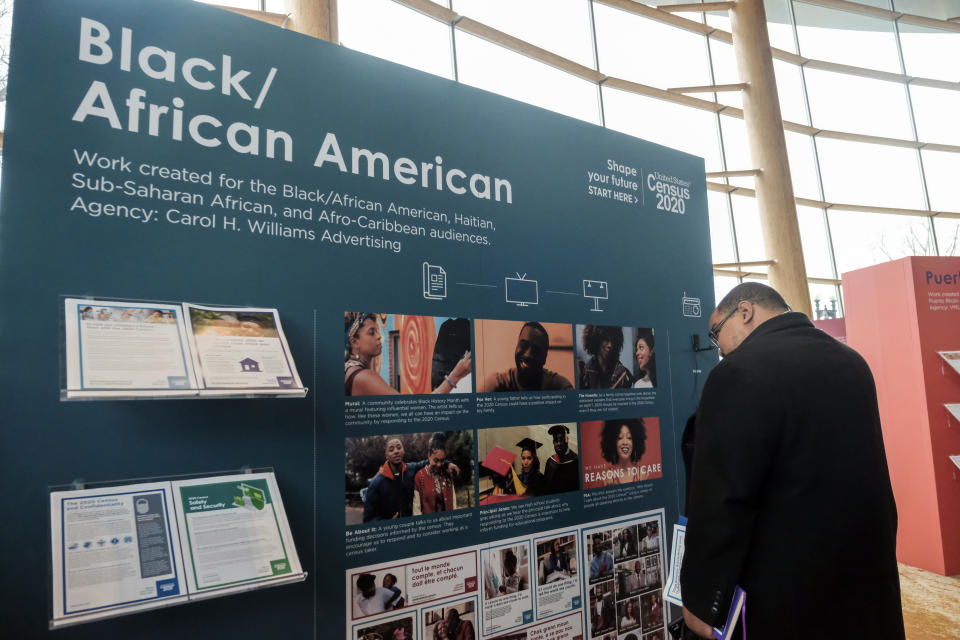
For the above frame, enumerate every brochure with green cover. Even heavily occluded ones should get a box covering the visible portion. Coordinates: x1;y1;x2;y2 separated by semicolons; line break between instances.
172;472;302;595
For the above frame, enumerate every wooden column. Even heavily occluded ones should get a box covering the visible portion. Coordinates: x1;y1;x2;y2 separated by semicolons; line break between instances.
729;0;812;317
284;0;338;42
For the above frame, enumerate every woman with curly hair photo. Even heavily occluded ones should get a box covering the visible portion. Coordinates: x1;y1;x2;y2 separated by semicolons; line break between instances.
578;325;635;389
599;418;648;486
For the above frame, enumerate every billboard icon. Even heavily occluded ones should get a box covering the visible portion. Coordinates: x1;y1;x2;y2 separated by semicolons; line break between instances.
505;273;538;307
583;280;608;312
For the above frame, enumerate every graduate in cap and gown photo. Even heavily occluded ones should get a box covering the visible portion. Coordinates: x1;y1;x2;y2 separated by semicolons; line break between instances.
544;425;579;494
516;437;545;497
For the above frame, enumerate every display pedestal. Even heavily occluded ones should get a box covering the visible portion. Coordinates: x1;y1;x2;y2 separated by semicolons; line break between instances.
844;256;960;575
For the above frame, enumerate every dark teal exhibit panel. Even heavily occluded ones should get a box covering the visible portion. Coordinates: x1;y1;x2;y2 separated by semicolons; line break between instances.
0;1;717;638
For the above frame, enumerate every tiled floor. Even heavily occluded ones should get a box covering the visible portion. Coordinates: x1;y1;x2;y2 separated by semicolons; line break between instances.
900;564;960;639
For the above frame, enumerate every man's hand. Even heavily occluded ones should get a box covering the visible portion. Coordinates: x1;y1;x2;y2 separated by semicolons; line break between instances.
448;462;460;476
682;606;714;639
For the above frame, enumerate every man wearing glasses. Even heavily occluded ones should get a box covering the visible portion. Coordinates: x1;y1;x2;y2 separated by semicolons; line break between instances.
679;283;903;639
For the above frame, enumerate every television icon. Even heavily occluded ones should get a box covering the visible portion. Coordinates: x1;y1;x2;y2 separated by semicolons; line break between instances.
505;273;539;307
583;280;608;312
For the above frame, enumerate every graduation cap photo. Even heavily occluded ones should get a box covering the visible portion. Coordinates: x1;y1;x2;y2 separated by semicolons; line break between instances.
477;424;579;506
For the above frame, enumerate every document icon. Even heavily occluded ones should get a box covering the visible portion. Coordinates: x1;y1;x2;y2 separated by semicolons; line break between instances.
423;262;447;300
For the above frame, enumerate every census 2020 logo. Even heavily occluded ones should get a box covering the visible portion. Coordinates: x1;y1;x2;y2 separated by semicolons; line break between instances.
647;171;691;215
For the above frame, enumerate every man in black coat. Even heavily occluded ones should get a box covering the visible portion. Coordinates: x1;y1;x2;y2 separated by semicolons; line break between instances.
680;283;903;639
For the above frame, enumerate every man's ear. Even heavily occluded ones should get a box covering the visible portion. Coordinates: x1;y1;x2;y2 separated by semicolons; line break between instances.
739;300;756;324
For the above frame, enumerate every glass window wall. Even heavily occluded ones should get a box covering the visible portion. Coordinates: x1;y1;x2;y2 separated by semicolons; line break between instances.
601;87;722;171
593;4;711;90
816;138;925;210
456;32;602;124
793;3;901;72
338;0;454;79
453;0;596;68
909;85;960;146
708;191;738;265
188;0;960;315
829;209;935;275
796;206;836;280
922;150;960;213
934;218;960;257
898;25;960;81
804;69;913;139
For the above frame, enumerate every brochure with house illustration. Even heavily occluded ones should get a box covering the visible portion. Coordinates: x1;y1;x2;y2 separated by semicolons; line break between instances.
63;298;305;399
171;472;303;597
183;303;303;394
50;472;304;628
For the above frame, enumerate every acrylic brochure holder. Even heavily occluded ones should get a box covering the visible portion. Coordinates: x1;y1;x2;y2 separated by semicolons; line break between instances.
48;467;307;629
940;355;960;479
60;295;308;400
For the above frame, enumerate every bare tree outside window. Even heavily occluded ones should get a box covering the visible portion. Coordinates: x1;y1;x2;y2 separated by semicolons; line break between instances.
0;0;10;104
938;224;960;257
876;223;939;263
